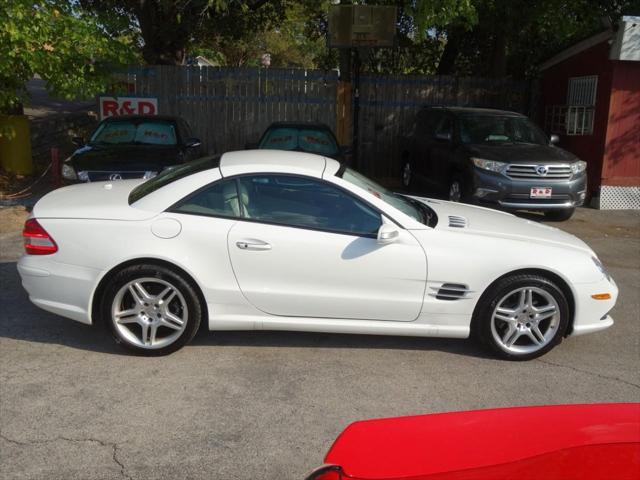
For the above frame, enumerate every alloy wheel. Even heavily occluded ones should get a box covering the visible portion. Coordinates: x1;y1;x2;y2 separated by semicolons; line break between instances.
449;180;461;202
490;286;560;355
111;277;188;349
402;163;411;188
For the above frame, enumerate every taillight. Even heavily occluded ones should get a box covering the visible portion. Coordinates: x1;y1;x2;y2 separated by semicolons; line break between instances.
23;218;58;255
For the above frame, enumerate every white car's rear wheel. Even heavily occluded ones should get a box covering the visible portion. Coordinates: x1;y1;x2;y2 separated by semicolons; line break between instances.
102;264;202;355
475;274;569;360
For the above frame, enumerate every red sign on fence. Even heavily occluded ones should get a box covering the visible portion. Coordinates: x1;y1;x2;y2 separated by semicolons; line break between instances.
99;96;158;120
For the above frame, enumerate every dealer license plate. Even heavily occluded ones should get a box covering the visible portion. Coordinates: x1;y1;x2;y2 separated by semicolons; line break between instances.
530;187;552;198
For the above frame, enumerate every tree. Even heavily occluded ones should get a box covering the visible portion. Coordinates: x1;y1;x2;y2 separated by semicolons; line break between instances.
81;0;287;65
435;0;639;78
0;0;137;112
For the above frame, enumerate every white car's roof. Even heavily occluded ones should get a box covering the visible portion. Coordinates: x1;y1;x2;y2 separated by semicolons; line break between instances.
220;150;341;178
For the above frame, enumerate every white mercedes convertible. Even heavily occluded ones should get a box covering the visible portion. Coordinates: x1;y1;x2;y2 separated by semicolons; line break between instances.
18;150;617;359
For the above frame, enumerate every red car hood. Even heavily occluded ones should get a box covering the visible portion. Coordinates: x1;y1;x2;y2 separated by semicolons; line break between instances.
310;404;640;480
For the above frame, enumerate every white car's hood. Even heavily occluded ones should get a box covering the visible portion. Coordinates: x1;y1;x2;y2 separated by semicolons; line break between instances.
34;180;155;220
415;197;593;254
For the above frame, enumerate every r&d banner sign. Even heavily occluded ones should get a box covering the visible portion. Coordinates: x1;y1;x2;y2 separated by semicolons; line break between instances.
99;96;158;120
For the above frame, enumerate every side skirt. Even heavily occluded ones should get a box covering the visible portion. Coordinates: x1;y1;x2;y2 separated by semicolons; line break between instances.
209;313;470;339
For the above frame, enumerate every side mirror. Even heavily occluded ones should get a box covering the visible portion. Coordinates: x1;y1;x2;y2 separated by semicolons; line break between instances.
549;134;559;145
377;223;399;244
435;132;452;142
72;136;84;146
185;138;201;148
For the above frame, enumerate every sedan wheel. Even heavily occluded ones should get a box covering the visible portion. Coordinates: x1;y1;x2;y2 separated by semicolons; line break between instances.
103;265;202;355
475;274;569;360
490;287;560;355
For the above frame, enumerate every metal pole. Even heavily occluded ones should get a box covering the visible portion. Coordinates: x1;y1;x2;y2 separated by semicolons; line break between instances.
353;49;361;171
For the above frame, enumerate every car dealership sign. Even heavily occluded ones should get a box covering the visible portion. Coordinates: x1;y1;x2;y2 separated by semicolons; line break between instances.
99;96;158;120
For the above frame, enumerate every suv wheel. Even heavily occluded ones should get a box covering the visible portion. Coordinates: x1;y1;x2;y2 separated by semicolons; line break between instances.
448;177;464;202
401;162;413;190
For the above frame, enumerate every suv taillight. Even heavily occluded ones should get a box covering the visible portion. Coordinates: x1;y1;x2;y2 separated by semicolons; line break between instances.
23;218;58;255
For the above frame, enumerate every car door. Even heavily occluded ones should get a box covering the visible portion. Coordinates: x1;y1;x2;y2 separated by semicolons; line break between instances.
226;174;427;322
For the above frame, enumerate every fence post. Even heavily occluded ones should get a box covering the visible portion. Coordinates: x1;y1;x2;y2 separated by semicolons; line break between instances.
51;147;60;188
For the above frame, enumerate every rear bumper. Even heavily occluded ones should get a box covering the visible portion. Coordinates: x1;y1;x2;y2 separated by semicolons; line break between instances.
470;168;587;210
17;255;101;325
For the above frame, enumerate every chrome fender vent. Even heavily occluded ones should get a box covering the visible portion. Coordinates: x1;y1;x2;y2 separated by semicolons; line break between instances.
448;215;467;228
429;283;473;301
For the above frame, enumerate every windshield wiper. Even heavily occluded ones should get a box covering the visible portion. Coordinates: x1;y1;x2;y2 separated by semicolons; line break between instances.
403;195;436;226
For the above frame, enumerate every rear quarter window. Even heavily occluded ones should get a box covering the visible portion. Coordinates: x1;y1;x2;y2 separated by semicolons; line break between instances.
128;155;221;204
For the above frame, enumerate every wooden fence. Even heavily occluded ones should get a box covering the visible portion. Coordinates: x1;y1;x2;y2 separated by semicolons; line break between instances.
116;66;338;155
111;66;532;178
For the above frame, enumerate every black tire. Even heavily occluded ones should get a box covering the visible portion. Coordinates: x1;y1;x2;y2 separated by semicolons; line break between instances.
474;273;569;361
448;175;467;202
545;208;575;221
101;264;202;356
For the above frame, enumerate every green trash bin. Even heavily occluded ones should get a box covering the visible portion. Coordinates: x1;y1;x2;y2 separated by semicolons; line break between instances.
0;115;34;175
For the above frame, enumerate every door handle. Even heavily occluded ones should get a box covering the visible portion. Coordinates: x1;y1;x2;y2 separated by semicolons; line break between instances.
236;240;272;251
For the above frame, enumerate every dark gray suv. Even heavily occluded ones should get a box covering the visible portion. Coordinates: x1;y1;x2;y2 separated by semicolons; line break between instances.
399;106;587;220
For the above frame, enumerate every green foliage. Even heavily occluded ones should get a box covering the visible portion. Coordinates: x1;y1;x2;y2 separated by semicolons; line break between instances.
0;0;138;112
442;0;637;78
197;1;329;68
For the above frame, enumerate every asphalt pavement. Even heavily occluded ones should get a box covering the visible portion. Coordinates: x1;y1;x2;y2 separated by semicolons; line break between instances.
1;207;639;480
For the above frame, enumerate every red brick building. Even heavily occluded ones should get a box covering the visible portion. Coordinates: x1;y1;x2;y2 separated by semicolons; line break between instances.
539;17;639;209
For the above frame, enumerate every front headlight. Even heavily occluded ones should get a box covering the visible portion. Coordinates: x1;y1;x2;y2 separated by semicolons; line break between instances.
592;256;611;281
571;160;587;175
61;163;77;180
471;157;507;173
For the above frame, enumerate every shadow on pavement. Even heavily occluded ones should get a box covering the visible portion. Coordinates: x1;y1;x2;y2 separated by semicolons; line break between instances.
0;262;490;359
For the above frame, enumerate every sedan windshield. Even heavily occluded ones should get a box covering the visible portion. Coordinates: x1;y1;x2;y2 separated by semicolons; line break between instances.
339;168;436;226
259;127;339;157
459;115;548;145
91;120;178;146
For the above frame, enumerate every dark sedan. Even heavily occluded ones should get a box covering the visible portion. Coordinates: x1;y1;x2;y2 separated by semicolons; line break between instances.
399;106;587;220
61;115;202;183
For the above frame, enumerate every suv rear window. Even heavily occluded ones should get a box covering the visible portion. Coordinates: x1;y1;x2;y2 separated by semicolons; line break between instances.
128;155;220;204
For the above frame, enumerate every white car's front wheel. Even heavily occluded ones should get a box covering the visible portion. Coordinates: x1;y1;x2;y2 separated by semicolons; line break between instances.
102;264;202;355
474;274;569;360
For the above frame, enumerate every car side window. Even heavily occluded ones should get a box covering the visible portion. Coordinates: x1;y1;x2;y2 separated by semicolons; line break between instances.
237;175;382;236
435;115;453;138
416;110;440;136
172;179;241;218
181;119;194;138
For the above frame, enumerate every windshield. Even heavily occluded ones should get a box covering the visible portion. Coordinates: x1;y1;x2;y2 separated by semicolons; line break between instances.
128;156;220;204
339;168;435;226
459;115;548;145
259;127;339;157
91;120;178;146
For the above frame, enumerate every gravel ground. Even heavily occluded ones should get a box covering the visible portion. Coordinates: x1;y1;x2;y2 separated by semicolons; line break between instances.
1;206;639;480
